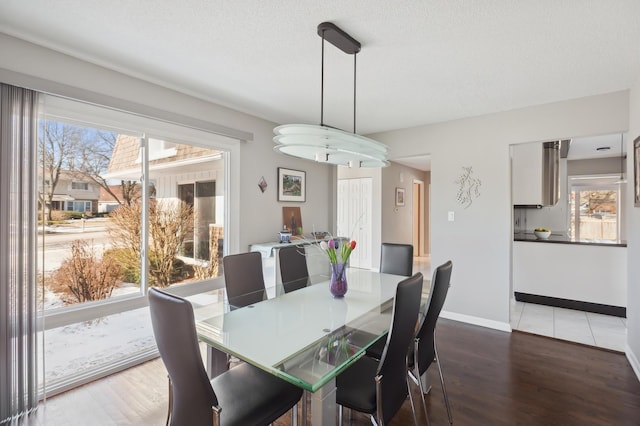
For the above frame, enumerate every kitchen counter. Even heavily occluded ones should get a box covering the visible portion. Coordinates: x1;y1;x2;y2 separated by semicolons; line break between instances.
513;240;627;313
513;232;626;247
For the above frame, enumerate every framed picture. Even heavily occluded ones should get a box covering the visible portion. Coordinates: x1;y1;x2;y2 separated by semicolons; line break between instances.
278;167;306;202
635;136;640;207
395;187;405;206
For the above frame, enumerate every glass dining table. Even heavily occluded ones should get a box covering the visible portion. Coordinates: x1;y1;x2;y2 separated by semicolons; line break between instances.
189;268;429;425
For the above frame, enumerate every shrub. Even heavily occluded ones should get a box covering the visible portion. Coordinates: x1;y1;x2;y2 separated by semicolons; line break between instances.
109;200;194;287
103;247;140;284
49;240;121;304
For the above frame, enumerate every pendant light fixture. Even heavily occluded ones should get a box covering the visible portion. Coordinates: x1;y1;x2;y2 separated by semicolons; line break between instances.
617;133;627;184
273;22;389;168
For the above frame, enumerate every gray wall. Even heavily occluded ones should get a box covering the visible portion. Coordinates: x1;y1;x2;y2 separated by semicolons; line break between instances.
370;91;630;331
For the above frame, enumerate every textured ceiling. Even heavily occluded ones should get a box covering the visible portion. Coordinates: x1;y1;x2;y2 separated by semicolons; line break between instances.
1;0;640;136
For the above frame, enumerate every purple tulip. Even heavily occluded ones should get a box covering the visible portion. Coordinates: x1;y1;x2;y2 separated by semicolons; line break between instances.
328;239;335;249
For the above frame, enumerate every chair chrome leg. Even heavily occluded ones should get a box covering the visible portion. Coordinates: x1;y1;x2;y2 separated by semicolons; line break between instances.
410;368;430;426
166;377;172;426
338;404;343;426
292;402;298;426
406;375;420;426
434;340;453;425
302;391;308;426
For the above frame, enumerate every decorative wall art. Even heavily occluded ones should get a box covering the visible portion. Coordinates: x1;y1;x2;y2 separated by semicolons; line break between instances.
635;136;640;207
455;166;482;209
278;167;306;202
258;176;267;193
282;206;303;235
395;187;405;206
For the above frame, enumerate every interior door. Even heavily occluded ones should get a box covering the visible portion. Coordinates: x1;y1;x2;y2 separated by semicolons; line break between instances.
337;177;372;269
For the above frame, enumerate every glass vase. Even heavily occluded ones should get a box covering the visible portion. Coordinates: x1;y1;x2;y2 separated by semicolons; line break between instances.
330;262;348;298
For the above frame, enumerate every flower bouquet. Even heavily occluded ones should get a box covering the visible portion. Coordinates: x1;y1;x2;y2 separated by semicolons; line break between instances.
319;239;356;297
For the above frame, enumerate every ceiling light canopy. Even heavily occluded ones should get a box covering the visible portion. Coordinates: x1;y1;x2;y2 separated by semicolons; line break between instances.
273;22;389;168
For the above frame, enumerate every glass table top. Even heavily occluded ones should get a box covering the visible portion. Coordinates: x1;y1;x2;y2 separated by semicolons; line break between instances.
191;269;429;392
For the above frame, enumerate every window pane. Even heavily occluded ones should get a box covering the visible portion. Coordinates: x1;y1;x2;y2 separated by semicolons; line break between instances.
38;120;143;310
146;139;224;286
40;307;156;392
570;187;618;241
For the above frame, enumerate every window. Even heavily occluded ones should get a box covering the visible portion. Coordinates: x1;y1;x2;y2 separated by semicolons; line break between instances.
569;176;621;241
71;181;89;190
37;95;237;396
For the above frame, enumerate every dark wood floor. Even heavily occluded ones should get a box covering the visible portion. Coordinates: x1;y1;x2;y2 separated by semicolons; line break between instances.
21;319;640;425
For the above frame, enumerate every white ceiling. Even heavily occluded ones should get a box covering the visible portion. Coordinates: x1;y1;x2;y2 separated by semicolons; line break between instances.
1;1;640;152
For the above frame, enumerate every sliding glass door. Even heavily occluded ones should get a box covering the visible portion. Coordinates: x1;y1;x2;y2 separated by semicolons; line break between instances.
37;95;231;395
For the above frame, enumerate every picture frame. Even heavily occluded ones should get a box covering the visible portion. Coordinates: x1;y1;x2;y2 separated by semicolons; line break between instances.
278;167;306;202
395;187;405;206
634;136;640;207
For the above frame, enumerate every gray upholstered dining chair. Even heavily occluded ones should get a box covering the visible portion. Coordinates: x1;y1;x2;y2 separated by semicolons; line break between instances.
148;288;303;426
380;243;414;277
335;272;424;426
409;260;453;425
278;245;310;293
222;251;267;309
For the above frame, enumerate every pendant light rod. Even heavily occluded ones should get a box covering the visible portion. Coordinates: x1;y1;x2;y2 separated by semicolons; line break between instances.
320;33;325;126
317;22;362;134
353;53;357;133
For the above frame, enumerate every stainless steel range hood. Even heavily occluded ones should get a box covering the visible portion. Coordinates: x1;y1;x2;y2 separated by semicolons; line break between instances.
541;141;560;207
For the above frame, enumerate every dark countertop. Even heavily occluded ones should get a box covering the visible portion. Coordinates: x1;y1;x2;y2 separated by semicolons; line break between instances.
513;232;627;247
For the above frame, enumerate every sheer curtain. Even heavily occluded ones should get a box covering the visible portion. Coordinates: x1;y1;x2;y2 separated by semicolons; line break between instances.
0;83;39;422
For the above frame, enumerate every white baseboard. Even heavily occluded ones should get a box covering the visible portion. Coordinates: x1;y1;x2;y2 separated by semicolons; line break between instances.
440;310;512;333
626;344;640;383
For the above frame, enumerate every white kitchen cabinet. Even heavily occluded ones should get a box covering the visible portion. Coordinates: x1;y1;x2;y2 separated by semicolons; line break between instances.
511;142;544;205
512;241;627;307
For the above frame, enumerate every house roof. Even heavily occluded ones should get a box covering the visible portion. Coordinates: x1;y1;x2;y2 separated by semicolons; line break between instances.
108;135;221;177
1;1;639;135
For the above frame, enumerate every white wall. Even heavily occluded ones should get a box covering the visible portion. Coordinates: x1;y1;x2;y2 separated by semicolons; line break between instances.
0;33;334;254
626;77;640;379
370;91;629;330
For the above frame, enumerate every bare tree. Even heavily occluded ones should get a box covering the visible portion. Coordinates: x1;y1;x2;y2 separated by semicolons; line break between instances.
38;121;85;221
77;131;141;206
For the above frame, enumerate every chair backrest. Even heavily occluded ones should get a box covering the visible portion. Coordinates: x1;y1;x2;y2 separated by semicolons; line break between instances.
376;272;424;424
380;243;414;276
278;245;309;293
414;260;452;375
148;288;217;425
223;252;267;308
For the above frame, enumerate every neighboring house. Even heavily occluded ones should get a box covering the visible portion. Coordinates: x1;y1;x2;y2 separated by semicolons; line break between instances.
107;135;224;262
40;169;100;214
98;185;134;213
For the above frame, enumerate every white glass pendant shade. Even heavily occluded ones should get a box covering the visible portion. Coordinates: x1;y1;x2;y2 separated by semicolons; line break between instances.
273;124;389;168
273;22;390;168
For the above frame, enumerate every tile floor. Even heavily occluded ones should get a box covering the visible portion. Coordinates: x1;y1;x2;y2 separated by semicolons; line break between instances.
510;299;627;352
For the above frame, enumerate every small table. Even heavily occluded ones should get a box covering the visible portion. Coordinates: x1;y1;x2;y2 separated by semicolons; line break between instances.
192;269;428;425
